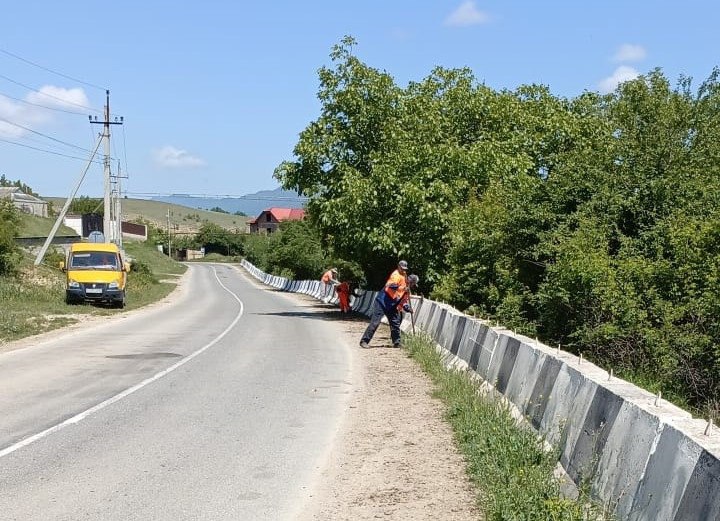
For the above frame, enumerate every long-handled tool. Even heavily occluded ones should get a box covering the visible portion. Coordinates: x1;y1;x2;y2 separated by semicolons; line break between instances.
407;288;416;335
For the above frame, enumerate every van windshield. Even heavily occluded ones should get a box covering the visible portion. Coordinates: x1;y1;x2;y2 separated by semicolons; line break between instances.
69;251;119;270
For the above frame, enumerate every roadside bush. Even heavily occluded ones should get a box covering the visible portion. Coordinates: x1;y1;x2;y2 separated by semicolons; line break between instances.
128;258;157;289
263;220;326;280
42;248;65;270
0;200;21;275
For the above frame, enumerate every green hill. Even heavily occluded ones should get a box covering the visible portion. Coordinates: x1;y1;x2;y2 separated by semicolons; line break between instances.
45;197;250;234
17;213;78;238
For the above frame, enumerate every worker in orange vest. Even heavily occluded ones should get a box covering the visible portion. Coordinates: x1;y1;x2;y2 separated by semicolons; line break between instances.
360;260;418;348
321;267;339;299
336;281;351;313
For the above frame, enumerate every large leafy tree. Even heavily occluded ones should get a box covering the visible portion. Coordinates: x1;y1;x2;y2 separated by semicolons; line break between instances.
277;38;720;410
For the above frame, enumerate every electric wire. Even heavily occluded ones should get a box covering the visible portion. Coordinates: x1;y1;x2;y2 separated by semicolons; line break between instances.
0;72;103;114
0;115;113;157
0;48;106;91
124;191;309;201
0;137;104;163
0;91;89;116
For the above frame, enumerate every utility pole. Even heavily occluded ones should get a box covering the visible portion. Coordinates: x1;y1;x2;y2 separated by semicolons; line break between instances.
166;207;172;258
90;90;123;243
113;161;128;249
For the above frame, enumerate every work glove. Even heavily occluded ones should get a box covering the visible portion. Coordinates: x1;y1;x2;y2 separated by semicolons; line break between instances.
403;303;412;313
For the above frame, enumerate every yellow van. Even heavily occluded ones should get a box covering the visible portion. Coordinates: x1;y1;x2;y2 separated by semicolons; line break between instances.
61;242;130;308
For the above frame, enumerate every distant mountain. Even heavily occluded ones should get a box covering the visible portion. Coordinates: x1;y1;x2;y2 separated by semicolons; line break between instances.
151;187;306;217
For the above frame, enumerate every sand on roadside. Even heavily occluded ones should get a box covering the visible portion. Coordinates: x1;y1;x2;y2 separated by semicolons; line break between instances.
295;296;482;521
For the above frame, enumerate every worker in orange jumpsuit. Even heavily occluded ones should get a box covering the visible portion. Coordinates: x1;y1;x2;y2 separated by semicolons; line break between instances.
321;268;339;299
336;281;351;313
360;260;418;348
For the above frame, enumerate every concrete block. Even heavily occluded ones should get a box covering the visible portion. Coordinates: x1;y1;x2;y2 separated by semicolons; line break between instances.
456;318;479;366
541;365;593;450
627;422;703;521
448;313;465;353
425;305;439;340
593;401;662;518
504;341;547;414
564;384;624;486
472;324;494;378
433;308;447;344
487;335;521;394
354;291;368;315
439;311;457;350
414;298;431;328
527;356;564;430
673;449;720;521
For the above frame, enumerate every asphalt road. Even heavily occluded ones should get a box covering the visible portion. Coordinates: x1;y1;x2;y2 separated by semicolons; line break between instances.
0;263;354;520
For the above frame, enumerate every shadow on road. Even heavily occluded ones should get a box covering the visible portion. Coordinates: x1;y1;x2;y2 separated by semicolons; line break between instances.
253;310;368;323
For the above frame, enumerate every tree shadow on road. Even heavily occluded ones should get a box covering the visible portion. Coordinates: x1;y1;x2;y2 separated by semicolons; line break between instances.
253;309;368;323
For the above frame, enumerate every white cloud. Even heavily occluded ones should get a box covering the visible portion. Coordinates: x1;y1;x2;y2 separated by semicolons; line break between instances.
153;145;206;168
599;66;640;93
613;44;646;63
27;86;91;110
444;1;489;27
0;85;91;139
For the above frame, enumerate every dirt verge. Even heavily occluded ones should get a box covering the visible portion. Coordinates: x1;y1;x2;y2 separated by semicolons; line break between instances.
295;296;482;521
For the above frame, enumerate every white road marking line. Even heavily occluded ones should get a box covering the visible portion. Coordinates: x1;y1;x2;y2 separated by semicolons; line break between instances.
0;265;244;459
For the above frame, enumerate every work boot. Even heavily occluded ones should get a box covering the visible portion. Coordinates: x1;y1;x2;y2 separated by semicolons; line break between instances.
359;341;370;349
392;343;401;349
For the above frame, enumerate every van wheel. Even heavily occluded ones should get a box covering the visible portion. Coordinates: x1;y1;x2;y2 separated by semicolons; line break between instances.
116;292;126;309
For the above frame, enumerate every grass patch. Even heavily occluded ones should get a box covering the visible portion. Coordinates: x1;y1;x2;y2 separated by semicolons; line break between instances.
0;240;187;343
404;333;610;521
17;213;77;238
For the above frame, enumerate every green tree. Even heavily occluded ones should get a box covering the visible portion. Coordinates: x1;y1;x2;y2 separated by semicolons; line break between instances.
69;196;103;215
195;223;244;256
263;220;327;279
0;199;21;275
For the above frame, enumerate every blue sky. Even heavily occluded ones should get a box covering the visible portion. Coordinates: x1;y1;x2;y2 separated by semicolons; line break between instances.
0;1;717;198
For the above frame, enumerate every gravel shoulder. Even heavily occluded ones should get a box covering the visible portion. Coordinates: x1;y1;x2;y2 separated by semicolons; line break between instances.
293;295;482;521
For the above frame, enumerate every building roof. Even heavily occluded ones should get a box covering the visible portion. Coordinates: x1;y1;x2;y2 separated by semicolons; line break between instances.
0;187;47;204
249;207;305;224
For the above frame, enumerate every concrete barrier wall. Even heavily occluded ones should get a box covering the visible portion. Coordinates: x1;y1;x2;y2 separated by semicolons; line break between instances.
239;259;720;520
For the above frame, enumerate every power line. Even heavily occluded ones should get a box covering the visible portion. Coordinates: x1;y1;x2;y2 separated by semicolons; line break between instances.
0;115;113;157
0;137;104;163
0;90;89;116
0;48;106;91
0;72;103;114
125;191;309;201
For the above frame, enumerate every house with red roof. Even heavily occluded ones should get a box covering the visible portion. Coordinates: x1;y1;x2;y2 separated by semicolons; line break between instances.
248;207;306;234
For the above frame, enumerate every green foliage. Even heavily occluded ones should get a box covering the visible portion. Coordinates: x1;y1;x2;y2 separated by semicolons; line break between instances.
0;199;21;275
244;220;328;280
69;196;103;215
195;222;245;256
263;220;325;279
405;333;609;520
208;206;229;214
276;38;720;412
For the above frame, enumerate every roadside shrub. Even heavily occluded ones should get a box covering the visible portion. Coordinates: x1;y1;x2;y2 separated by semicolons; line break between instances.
128;258;157;289
42;248;65;270
0;200;21;275
263;220;326;280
